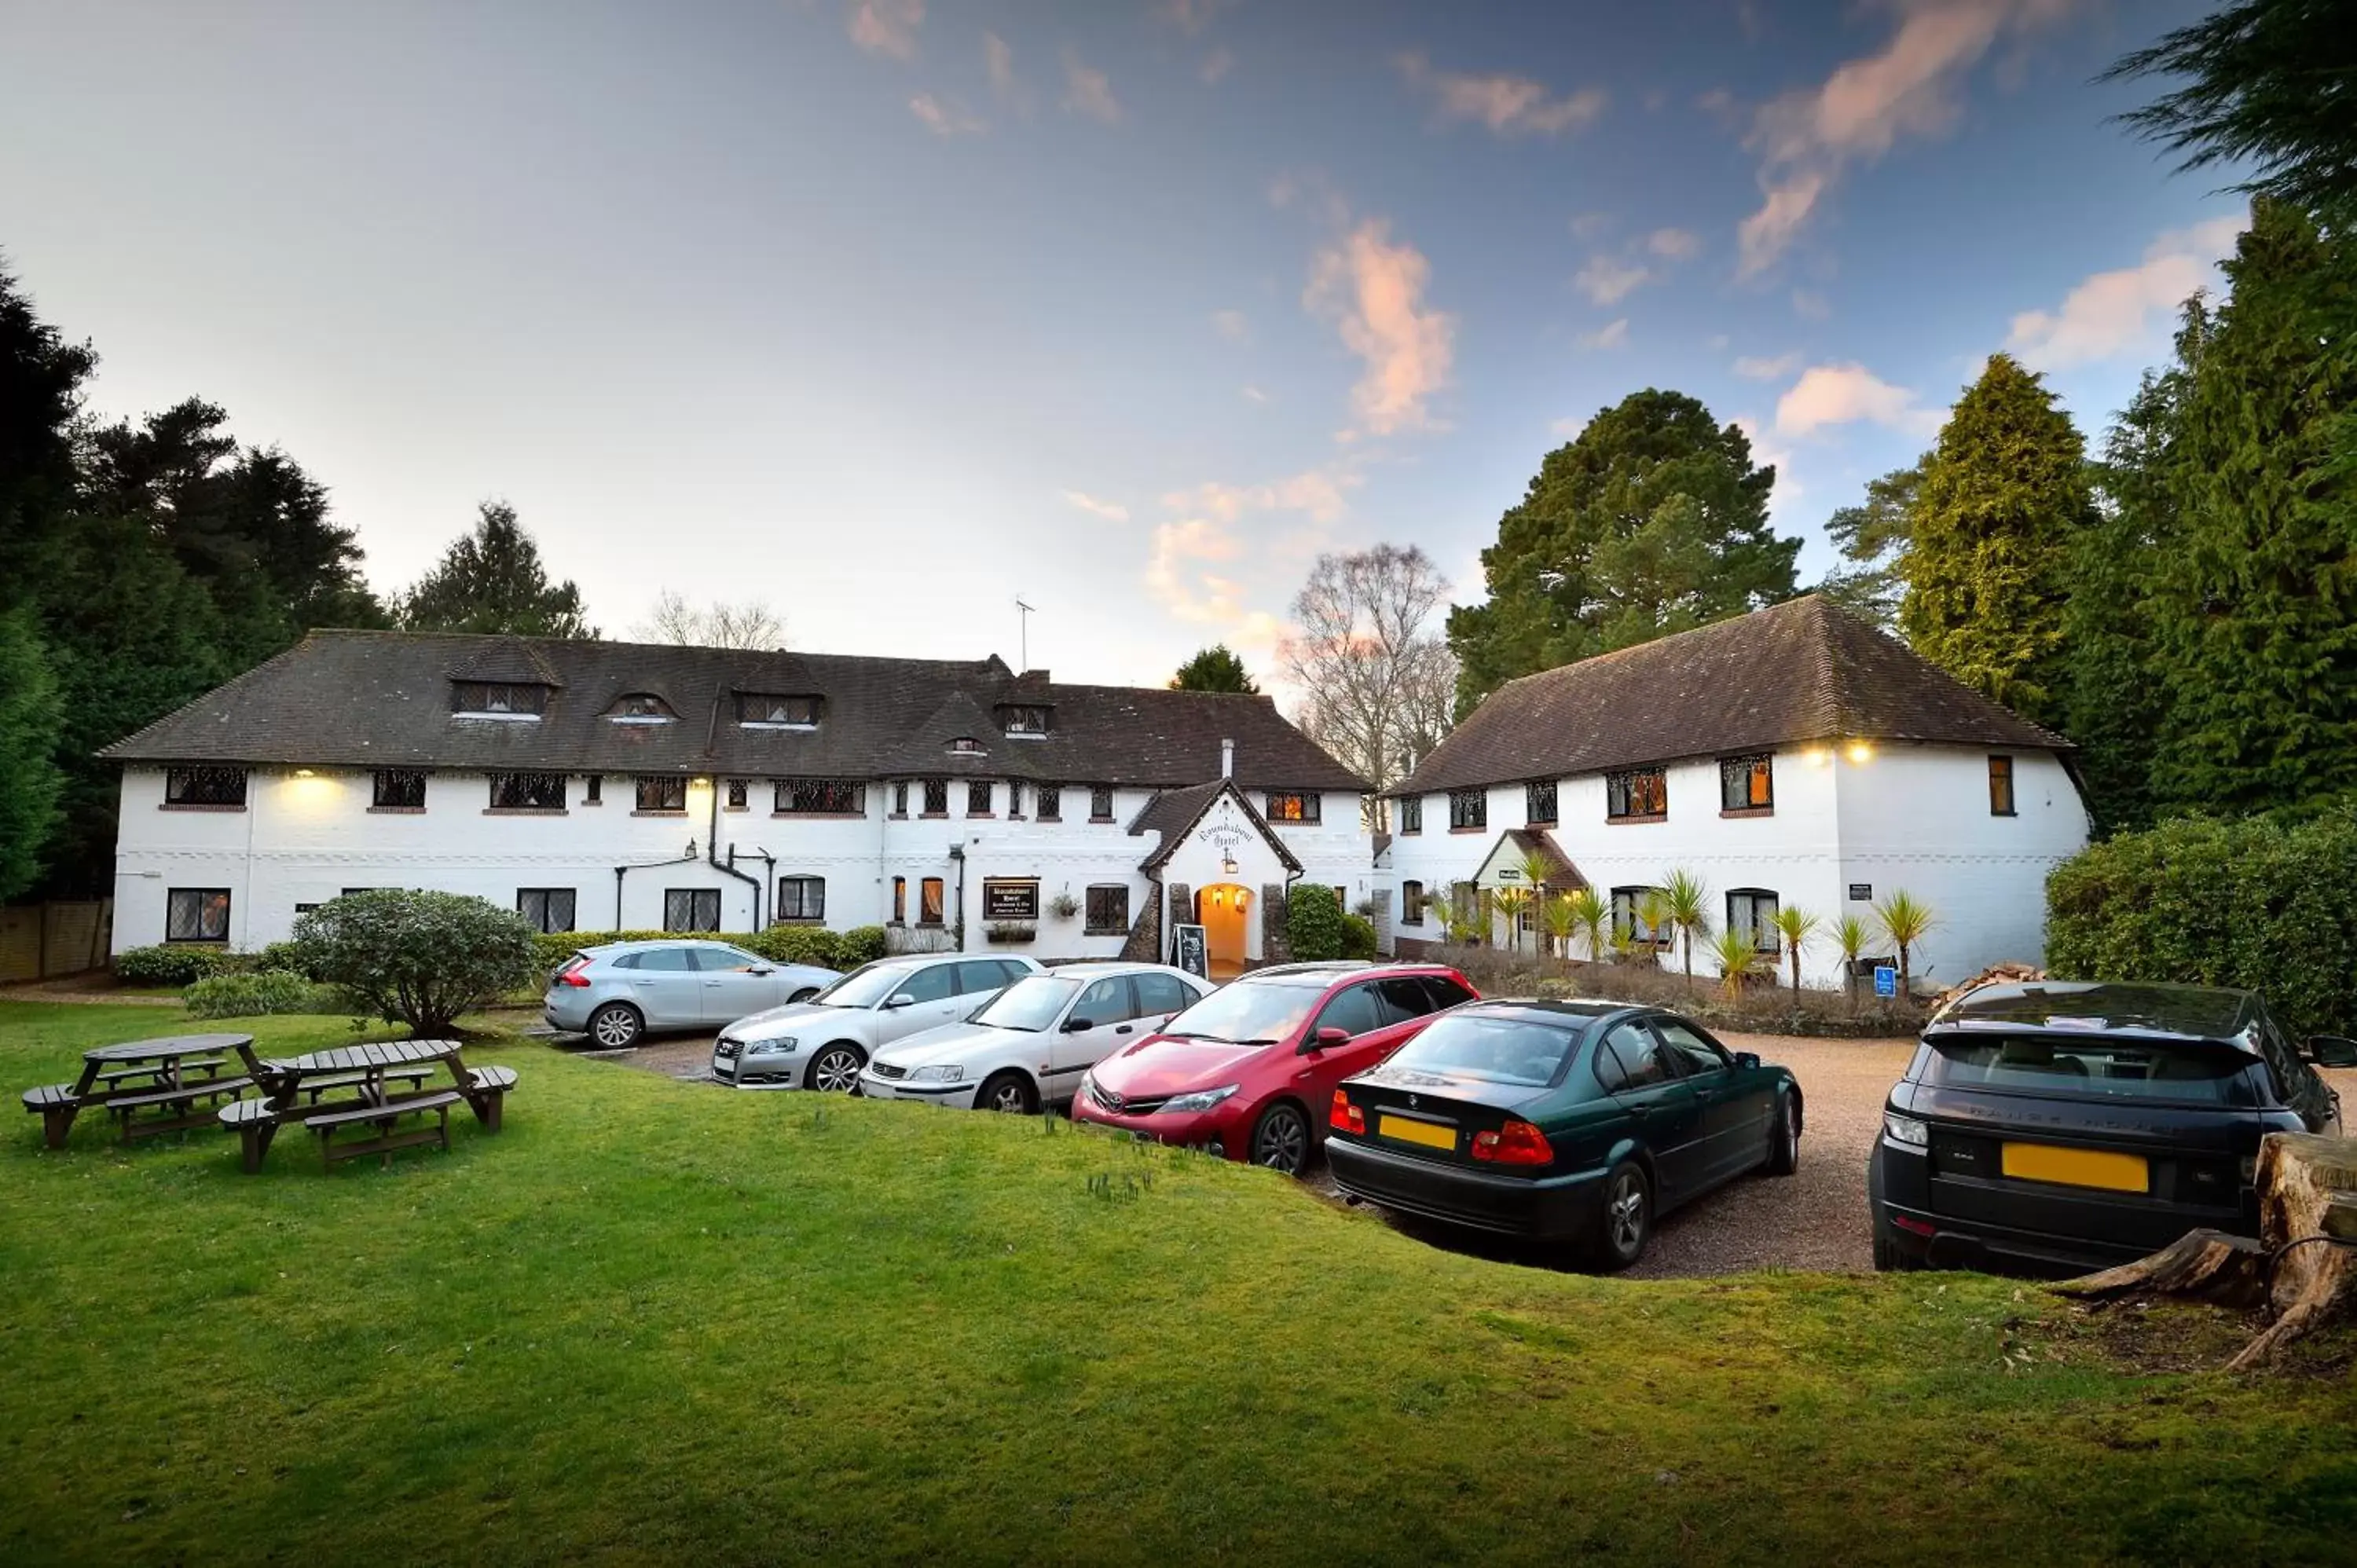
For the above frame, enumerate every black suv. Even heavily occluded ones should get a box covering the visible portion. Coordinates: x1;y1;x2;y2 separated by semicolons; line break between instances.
1870;980;2352;1275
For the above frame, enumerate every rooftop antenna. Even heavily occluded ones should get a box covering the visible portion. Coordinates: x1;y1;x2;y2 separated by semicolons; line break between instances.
1015;597;1036;672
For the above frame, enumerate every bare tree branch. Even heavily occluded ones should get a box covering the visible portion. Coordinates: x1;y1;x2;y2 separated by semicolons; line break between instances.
636;589;788;650
1278;544;1459;815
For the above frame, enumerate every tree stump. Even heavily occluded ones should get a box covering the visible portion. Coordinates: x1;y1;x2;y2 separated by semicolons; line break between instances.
2053;1132;2357;1369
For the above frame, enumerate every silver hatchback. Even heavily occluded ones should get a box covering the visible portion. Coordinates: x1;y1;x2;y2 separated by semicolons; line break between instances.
544;940;841;1049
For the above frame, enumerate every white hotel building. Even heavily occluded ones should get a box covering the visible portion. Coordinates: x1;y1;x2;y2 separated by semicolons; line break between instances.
1382;596;2092;990
103;632;1376;972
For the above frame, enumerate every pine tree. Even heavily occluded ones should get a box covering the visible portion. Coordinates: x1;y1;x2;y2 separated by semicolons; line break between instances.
399;501;598;638
1170;644;1259;693
1815;462;1923;628
2150;200;2357;812
0;607;64;899
1899;354;2088;727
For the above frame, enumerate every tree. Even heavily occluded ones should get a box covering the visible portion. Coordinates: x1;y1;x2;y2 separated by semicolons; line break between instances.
1488;885;1531;954
1661;869;1711;987
2105;0;2357;224
1710;925;1763;998
1771;905;1820;995
1170;644;1259;694
636;589;786;650
1564;887;1610;965
1874;890;1937;997
293;889;540;1036
1814;463;1923;628
1541;891;1580;962
1285;883;1346;962
399;501;597;638
1446;390;1798;713
1899;354;2089;727
0;263;94;587
0;608;64;899
2147;201;2357;814
1280;545;1458;800
1833;914;1871;1003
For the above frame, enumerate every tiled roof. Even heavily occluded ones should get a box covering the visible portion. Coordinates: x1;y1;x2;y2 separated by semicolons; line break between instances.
101;630;1369;791
1391;595;2071;797
1496;828;1585;889
1127;779;1304;876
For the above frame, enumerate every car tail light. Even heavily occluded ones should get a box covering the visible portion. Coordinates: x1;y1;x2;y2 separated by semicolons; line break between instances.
555;959;591;988
1471;1119;1553;1166
1329;1090;1365;1135
1892;1214;1937;1239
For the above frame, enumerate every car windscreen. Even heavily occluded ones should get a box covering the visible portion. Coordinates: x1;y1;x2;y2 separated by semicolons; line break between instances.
1383;1013;1582;1087
1922;1033;2257;1105
1157;981;1326;1046
971;975;1080;1032
810;963;919;1009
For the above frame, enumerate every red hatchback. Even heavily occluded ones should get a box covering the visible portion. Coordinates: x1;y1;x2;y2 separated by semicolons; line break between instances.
1072;961;1479;1174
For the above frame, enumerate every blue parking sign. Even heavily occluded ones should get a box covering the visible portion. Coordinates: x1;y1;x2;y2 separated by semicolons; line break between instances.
1873;965;1898;998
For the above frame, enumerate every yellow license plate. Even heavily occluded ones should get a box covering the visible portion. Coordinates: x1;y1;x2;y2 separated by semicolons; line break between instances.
1379;1114;1457;1152
2000;1142;2149;1193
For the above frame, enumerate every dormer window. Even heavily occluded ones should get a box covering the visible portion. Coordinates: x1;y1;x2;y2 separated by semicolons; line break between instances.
949;737;987;755
739;693;821;729
999;704;1051;738
452;681;548;719
607;693;676;724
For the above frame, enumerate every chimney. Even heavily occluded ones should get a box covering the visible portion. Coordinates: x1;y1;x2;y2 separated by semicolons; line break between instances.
1220;738;1235;779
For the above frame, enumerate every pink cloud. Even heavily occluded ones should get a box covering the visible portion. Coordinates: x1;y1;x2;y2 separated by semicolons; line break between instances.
1306;220;1456;436
2007;214;2244;369
1396;52;1606;137
847;0;922;60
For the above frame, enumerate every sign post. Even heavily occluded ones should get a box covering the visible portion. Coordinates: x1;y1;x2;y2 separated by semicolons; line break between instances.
1171;923;1208;980
1873;965;1898;999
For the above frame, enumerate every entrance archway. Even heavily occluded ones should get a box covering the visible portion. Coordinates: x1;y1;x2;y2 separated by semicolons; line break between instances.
1196;883;1251;979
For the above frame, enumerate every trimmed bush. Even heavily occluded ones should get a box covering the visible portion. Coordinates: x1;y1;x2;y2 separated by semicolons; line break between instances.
295;889;541;1036
185;969;332;1019
114;945;240;987
2047;805;2357;1036
1288;885;1346;962
1339;913;1379;962
530;925;885;977
248;940;324;981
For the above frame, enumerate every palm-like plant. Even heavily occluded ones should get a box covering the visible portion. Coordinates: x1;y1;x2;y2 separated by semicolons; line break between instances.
1636;891;1673;968
1709;925;1764;998
1489;885;1532;955
1565;887;1610;965
1771;905;1820;994
1660;869;1710;987
1833;914;1871;1003
1517;849;1557;904
1874;890;1936;995
1541;892;1579;962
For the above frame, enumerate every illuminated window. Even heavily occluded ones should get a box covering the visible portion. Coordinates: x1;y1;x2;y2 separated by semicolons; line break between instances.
1264;792;1320;824
1719;754;1773;812
1606;768;1668;821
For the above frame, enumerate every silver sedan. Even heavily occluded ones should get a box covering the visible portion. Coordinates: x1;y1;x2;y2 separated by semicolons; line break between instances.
543;940;841;1049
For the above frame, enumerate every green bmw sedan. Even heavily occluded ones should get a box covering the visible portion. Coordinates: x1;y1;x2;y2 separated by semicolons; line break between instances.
1325;999;1802;1270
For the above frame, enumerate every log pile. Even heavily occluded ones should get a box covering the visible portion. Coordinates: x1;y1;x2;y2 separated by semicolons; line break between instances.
1928;962;2046;1017
2055;1131;2357;1369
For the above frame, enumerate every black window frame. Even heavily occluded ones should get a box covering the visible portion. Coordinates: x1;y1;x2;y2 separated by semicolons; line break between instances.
1606;768;1669;821
1265;791;1320;825
1083;883;1130;936
516;887;577;934
636;775;689;813
774;779;866;815
371;769;427;809
1524;779;1557;826
999;704;1051;736
1726;888;1780;954
608;693;674;722
450;680;548;716
1447;787;1486;831
775;875;826;923
1398;796;1422;834
1989;755;2017;816
1036;785;1061;822
163;767;248;808
165;886;232;943
725;779;748;810
1400;879;1426;926
892;781;909;816
584;775;603;804
1611;886;1669;947
1719;753;1774;812
489;771;567;811
891;876;907;924
1089;786;1115;822
664;888;721;932
737;693;820;727
967;780;993;815
922;779;948;815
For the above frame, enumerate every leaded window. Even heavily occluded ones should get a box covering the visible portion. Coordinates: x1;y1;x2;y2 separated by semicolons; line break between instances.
517;888;576;933
1085;884;1130;936
1447;788;1486;830
725;779;748;809
1398;797;1421;834
922;779;948;815
164;767;247;807
1265;792;1319;824
1525;780;1557;826
608;693;673;722
774;779;865;815
968;780;992;815
1727;888;1780;954
1089;786;1115;821
1719;753;1773;812
1611;887;1668;947
892;781;909;815
451;681;547;716
636;775;688;812
665;888;720;931
166;887;231;942
737;693;819;727
1401;880;1426;926
776;876;825;922
489;772;566;810
1000;704;1050;736
1607;768;1668;820
1036;785;1061;821
372;769;426;809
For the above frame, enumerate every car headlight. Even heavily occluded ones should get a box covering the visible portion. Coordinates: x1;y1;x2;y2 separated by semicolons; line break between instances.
911;1064;964;1083
1883;1112;1929;1148
1160;1083;1240;1115
749;1037;798;1056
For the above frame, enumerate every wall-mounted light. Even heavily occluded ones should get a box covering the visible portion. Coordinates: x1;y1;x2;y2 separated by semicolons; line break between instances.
1221;852;1238;877
686;838;698;858
1805;748;1831;768
293;768;316;779
1846;742;1874;764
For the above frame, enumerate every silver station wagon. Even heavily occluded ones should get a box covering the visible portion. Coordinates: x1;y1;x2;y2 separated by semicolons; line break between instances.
544;940;842;1049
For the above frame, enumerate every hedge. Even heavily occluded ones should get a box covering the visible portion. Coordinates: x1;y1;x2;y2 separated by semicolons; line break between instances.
114;946;243;987
1340;913;1379;962
1288;885;1345;962
2046;806;2357;1036
185;969;339;1019
528;925;889;977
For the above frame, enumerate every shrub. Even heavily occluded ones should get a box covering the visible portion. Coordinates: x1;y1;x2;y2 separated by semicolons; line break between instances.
1287;885;1345;962
185;969;331;1019
836;925;887;967
2047;805;2357;1035
114;945;239;987
1339;912;1379;962
530;925;887;979
295;889;541;1036
248;940;324;981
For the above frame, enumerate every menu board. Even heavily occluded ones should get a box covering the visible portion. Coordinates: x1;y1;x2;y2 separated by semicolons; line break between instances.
1171;923;1208;979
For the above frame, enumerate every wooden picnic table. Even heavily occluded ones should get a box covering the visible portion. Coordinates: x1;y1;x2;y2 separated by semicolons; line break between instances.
21;1033;266;1148
230;1039;518;1171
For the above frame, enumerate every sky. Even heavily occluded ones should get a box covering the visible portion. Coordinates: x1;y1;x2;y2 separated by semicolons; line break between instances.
0;0;2240;693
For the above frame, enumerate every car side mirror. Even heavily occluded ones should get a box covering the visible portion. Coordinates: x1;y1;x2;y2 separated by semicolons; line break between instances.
1063;1017;1094;1033
884;992;915;1009
1732;1050;1761;1070
2308;1035;2357;1068
1300;1026;1351;1054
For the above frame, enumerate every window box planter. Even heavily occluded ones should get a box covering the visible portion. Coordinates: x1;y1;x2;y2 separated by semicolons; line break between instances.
986;922;1037;944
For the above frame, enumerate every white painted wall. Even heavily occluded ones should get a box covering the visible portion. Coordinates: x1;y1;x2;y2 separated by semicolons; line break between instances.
1382;744;2088;991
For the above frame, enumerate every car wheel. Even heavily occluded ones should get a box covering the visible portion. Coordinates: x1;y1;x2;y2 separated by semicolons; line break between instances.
587;1003;643;1050
789;987;819;1004
1250;1102;1311;1175
1764;1090;1800;1176
977;1071;1037;1115
805;1043;865;1094
1591;1161;1651;1272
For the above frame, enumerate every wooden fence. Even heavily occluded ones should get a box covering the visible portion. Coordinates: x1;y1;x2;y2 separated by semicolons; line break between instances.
0;900;114;984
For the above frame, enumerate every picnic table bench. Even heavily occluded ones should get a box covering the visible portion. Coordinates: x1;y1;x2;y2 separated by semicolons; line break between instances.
20;1034;266;1148
221;1040;519;1172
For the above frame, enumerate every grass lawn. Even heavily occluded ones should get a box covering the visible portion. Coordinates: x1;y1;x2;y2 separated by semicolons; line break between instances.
3;1000;2355;1564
